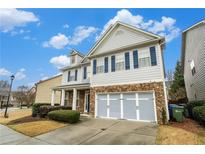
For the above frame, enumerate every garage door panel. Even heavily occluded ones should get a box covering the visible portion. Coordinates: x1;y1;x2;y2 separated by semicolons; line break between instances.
97;94;107;117
138;93;155;121
109;94;121;118
123;93;137;120
97;92;156;122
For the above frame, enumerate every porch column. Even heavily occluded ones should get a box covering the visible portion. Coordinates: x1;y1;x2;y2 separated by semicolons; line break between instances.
61;89;65;106
72;88;77;110
51;90;55;106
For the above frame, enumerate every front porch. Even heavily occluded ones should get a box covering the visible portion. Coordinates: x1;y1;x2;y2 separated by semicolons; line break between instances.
51;83;90;114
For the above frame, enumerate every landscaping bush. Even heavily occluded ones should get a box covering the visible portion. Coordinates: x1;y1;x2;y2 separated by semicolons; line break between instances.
48;110;80;123
185;101;205;118
39;105;72;118
192;106;205;126
32;103;60;117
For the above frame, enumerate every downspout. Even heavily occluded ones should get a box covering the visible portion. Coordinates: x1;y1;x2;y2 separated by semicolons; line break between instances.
159;40;170;122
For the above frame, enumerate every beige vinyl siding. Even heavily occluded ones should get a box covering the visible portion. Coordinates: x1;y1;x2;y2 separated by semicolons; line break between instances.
62;64;91;85
35;75;62;104
91;44;164;86
94;24;154;55
184;24;205;101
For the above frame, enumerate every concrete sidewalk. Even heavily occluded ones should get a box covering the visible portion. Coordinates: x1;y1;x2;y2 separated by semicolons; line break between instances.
0;124;49;145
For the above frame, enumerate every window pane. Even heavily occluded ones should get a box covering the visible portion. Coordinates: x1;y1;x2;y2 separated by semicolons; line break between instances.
139;57;151;68
116;62;124;71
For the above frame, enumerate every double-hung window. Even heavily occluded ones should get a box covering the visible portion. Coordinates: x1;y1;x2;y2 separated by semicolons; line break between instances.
96;58;104;74
115;54;124;71
190;60;196;76
138;49;151;68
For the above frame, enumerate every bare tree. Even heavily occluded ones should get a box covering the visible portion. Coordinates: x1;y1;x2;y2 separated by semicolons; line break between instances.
13;85;36;108
0;80;10;108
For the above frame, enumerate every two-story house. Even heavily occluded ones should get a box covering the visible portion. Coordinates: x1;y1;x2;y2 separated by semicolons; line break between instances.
51;21;169;124
181;19;205;101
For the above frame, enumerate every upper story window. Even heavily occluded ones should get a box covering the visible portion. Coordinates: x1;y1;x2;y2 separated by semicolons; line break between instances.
190;60;196;76
138;49;151;68
97;65;104;73
93;58;104;74
67;70;77;82
115;54;124;71
71;55;75;64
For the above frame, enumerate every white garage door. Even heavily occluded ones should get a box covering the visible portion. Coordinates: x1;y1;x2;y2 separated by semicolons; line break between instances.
96;92;156;122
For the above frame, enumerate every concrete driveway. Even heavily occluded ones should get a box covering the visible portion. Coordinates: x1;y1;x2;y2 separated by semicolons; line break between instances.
35;117;157;145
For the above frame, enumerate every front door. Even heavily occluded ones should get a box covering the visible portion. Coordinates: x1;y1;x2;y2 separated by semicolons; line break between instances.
85;93;90;113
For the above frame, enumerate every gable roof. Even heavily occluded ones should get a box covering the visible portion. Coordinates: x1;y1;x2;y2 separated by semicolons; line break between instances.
181;19;205;71
87;21;163;57
70;49;85;58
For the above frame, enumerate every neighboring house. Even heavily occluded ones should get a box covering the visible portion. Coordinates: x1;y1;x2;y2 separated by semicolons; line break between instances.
35;74;62;104
47;21;168;124
181;19;205;101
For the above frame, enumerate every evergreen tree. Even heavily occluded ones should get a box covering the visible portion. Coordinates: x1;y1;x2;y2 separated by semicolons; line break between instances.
169;61;187;101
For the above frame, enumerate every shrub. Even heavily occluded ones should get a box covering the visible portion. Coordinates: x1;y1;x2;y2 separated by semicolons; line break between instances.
185;101;205;118
32;103;60;117
192;106;205;126
48;110;80;123
39;105;72;118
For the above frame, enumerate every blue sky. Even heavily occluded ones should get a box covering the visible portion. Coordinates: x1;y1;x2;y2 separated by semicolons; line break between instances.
0;8;205;89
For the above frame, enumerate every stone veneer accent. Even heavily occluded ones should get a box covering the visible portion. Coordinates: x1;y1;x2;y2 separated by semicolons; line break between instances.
66;90;89;113
90;82;167;124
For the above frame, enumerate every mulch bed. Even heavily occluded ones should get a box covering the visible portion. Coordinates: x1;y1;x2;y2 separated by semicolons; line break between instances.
169;118;205;135
7;116;48;125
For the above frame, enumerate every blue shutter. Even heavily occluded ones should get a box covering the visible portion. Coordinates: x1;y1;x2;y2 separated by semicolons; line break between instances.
67;71;70;82
75;69;78;81
93;59;97;74
111;55;115;72
83;66;87;79
150;46;157;66
125;52;130;70
133;50;139;69
104;57;108;73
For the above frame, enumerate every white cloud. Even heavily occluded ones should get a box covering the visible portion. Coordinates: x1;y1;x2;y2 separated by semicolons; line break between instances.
15;68;26;80
69;26;98;45
0;8;39;32
0;68;11;76
98;9;180;42
63;24;69;29
49;55;70;69
43;26;98;49
41;76;49;80
43;33;69;49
